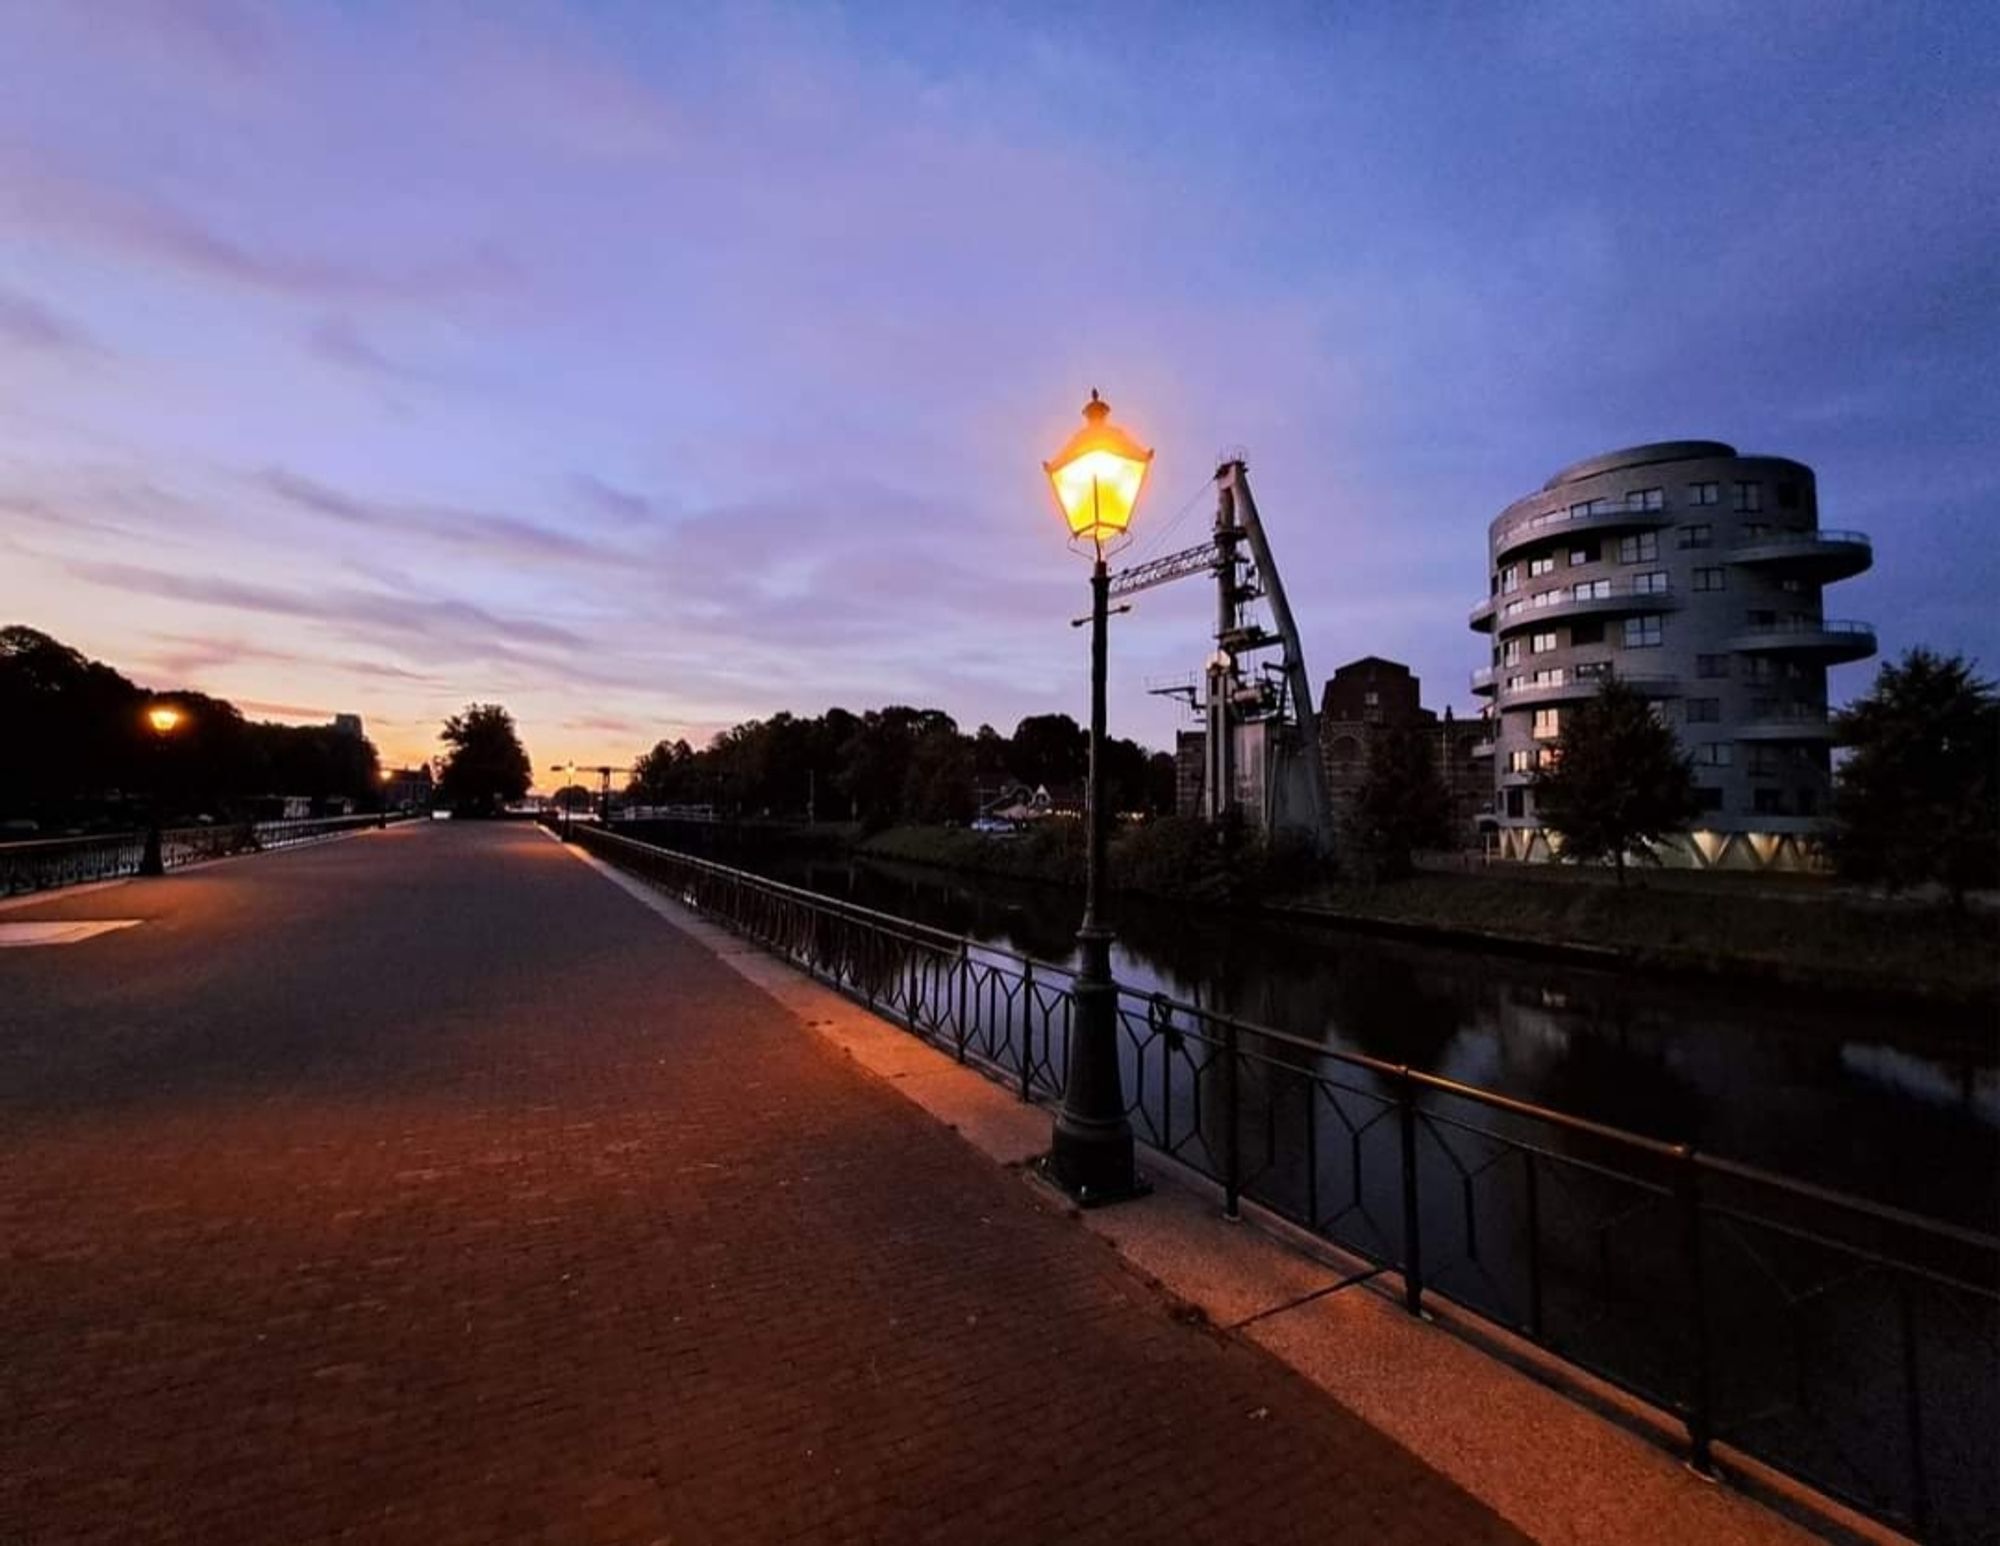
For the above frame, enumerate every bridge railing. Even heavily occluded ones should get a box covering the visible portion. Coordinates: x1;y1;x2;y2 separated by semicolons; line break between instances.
574;824;1999;1542
1;813;411;895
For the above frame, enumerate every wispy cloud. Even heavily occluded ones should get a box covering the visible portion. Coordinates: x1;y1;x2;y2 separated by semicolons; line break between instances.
0;286;96;354
259;468;606;564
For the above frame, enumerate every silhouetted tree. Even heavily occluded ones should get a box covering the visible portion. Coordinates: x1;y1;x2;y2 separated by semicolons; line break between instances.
1532;674;1697;884
438;703;530;817
1348;725;1451;879
1830;648;1999;908
1008;713;1087;789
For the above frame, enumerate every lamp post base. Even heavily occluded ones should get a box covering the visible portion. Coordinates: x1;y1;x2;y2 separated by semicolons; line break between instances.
138;824;164;877
1042;926;1149;1207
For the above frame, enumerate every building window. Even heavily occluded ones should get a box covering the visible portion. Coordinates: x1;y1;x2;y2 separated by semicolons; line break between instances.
1505;788;1526;818
1693;787;1724;812
1753;787;1786;815
1507;750;1533;774
1571;498;1613;518
1576;660;1611;681
1626;487;1665;512
1780;577;1805;594
1500;564;1520;594
1634;571;1670;595
1503;640;1523;666
1568;543;1598;566
1748;745;1780;776
1744;656;1776;682
1733;481;1763;513
1572;578;1612;601
1531;631;1558;655
1617;532;1659;563
1532;709;1561;740
1677;523;1714;550
1537;746;1560;769
1532;589;1563;610
1571;619;1605;646
1531;668;1565;687
1689;481;1720;506
1623;616;1663;648
1696;654;1729;679
1363;690;1379;706
1692;567;1726;592
1528;555;1555;578
1743;521;1771;541
1686;698;1721;723
1692;742;1733;768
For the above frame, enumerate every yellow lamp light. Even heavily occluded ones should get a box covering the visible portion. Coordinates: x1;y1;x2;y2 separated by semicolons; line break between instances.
147;705;182;735
1043;390;1153;548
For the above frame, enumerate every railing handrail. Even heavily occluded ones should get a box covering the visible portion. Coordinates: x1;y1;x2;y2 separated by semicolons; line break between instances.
1737;618;1874;637
577;825;1996;1257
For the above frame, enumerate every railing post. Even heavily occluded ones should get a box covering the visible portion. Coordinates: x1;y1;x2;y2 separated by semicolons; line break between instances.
1017;961;1035;1102
954;944;969;1063
1222;1017;1241;1221
1676;1145;1716;1477
1524;1148;1545;1342
1398;1068;1424;1316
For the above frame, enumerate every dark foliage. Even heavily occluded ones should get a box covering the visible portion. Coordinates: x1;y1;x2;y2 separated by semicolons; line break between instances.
1532;673;1698;883
438;703;531;817
1;626;380;826
626;706;1173;830
1830;649;1999;906
1347;724;1452;880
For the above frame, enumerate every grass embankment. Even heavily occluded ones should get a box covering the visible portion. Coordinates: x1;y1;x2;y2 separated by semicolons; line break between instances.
860;822;2000;1009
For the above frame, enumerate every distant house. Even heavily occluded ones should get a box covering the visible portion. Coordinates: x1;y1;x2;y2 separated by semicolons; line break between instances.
383;765;435;811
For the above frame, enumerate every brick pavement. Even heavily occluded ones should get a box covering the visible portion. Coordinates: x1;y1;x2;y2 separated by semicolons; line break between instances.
0;822;1527;1545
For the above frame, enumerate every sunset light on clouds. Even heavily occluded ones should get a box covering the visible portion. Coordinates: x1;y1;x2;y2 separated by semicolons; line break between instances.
3;2;1995;779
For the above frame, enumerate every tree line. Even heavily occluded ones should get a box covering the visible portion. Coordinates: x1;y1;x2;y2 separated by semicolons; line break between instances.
0;627;384;828
627;707;1176;831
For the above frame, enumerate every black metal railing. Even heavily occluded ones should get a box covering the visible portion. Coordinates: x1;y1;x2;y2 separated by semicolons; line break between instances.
576;826;1999;1542
0;813;410;895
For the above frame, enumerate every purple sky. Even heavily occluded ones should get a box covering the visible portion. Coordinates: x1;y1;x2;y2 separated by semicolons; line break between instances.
3;3;1995;778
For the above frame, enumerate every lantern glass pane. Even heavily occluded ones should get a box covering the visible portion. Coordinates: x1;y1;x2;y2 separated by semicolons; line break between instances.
1050;448;1148;541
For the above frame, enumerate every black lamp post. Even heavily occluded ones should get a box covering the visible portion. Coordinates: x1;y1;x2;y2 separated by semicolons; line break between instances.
549;762;576;841
1040;390;1154;1204
138;703;182;876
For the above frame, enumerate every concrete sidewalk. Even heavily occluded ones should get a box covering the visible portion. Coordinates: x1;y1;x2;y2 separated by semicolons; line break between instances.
2;820;1525;1545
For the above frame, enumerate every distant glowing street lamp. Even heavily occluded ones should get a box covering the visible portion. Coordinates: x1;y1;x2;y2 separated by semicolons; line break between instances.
378;767;392;828
139;701;183;876
549;761;577;841
1039;389;1153;1203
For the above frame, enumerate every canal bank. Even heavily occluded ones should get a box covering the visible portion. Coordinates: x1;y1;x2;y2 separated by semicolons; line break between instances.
851;823;1999;1013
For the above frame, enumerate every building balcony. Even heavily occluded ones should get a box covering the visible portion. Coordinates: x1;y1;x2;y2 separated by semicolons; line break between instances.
1494;586;1680;636
1470;739;1495;759
1736;707;1838;741
1729;529;1872;582
1470;665;1497;695
1726;619;1877;663
1496;672;1680;709
1493;503;1675;565
1469;597;1499;633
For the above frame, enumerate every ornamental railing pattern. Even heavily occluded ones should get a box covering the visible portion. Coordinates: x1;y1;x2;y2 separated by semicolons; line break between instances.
575;825;1999;1543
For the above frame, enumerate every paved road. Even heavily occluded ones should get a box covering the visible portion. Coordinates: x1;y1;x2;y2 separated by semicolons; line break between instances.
0;822;1524;1545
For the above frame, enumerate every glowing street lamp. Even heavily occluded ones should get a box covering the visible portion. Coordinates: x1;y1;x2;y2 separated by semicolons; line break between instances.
1043;389;1153;549
138;701;183;876
1040;390;1152;1204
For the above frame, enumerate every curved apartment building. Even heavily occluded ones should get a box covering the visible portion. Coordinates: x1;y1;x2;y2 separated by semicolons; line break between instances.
1470;441;1874;868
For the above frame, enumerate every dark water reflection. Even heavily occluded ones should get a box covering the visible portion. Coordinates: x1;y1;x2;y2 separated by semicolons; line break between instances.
755;851;1999;1232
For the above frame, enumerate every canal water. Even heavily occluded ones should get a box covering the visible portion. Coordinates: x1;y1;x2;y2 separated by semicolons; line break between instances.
750;850;1998;1233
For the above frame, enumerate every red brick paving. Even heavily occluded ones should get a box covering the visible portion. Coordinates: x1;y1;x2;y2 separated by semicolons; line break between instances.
0;822;1525;1544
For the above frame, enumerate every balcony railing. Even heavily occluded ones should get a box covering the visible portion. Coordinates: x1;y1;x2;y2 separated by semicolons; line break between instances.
1493;585;1679;635
1493;501;1675;562
1726;619;1877;662
1729;529;1872;579
1470;665;1497;694
576;826;1998;1543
